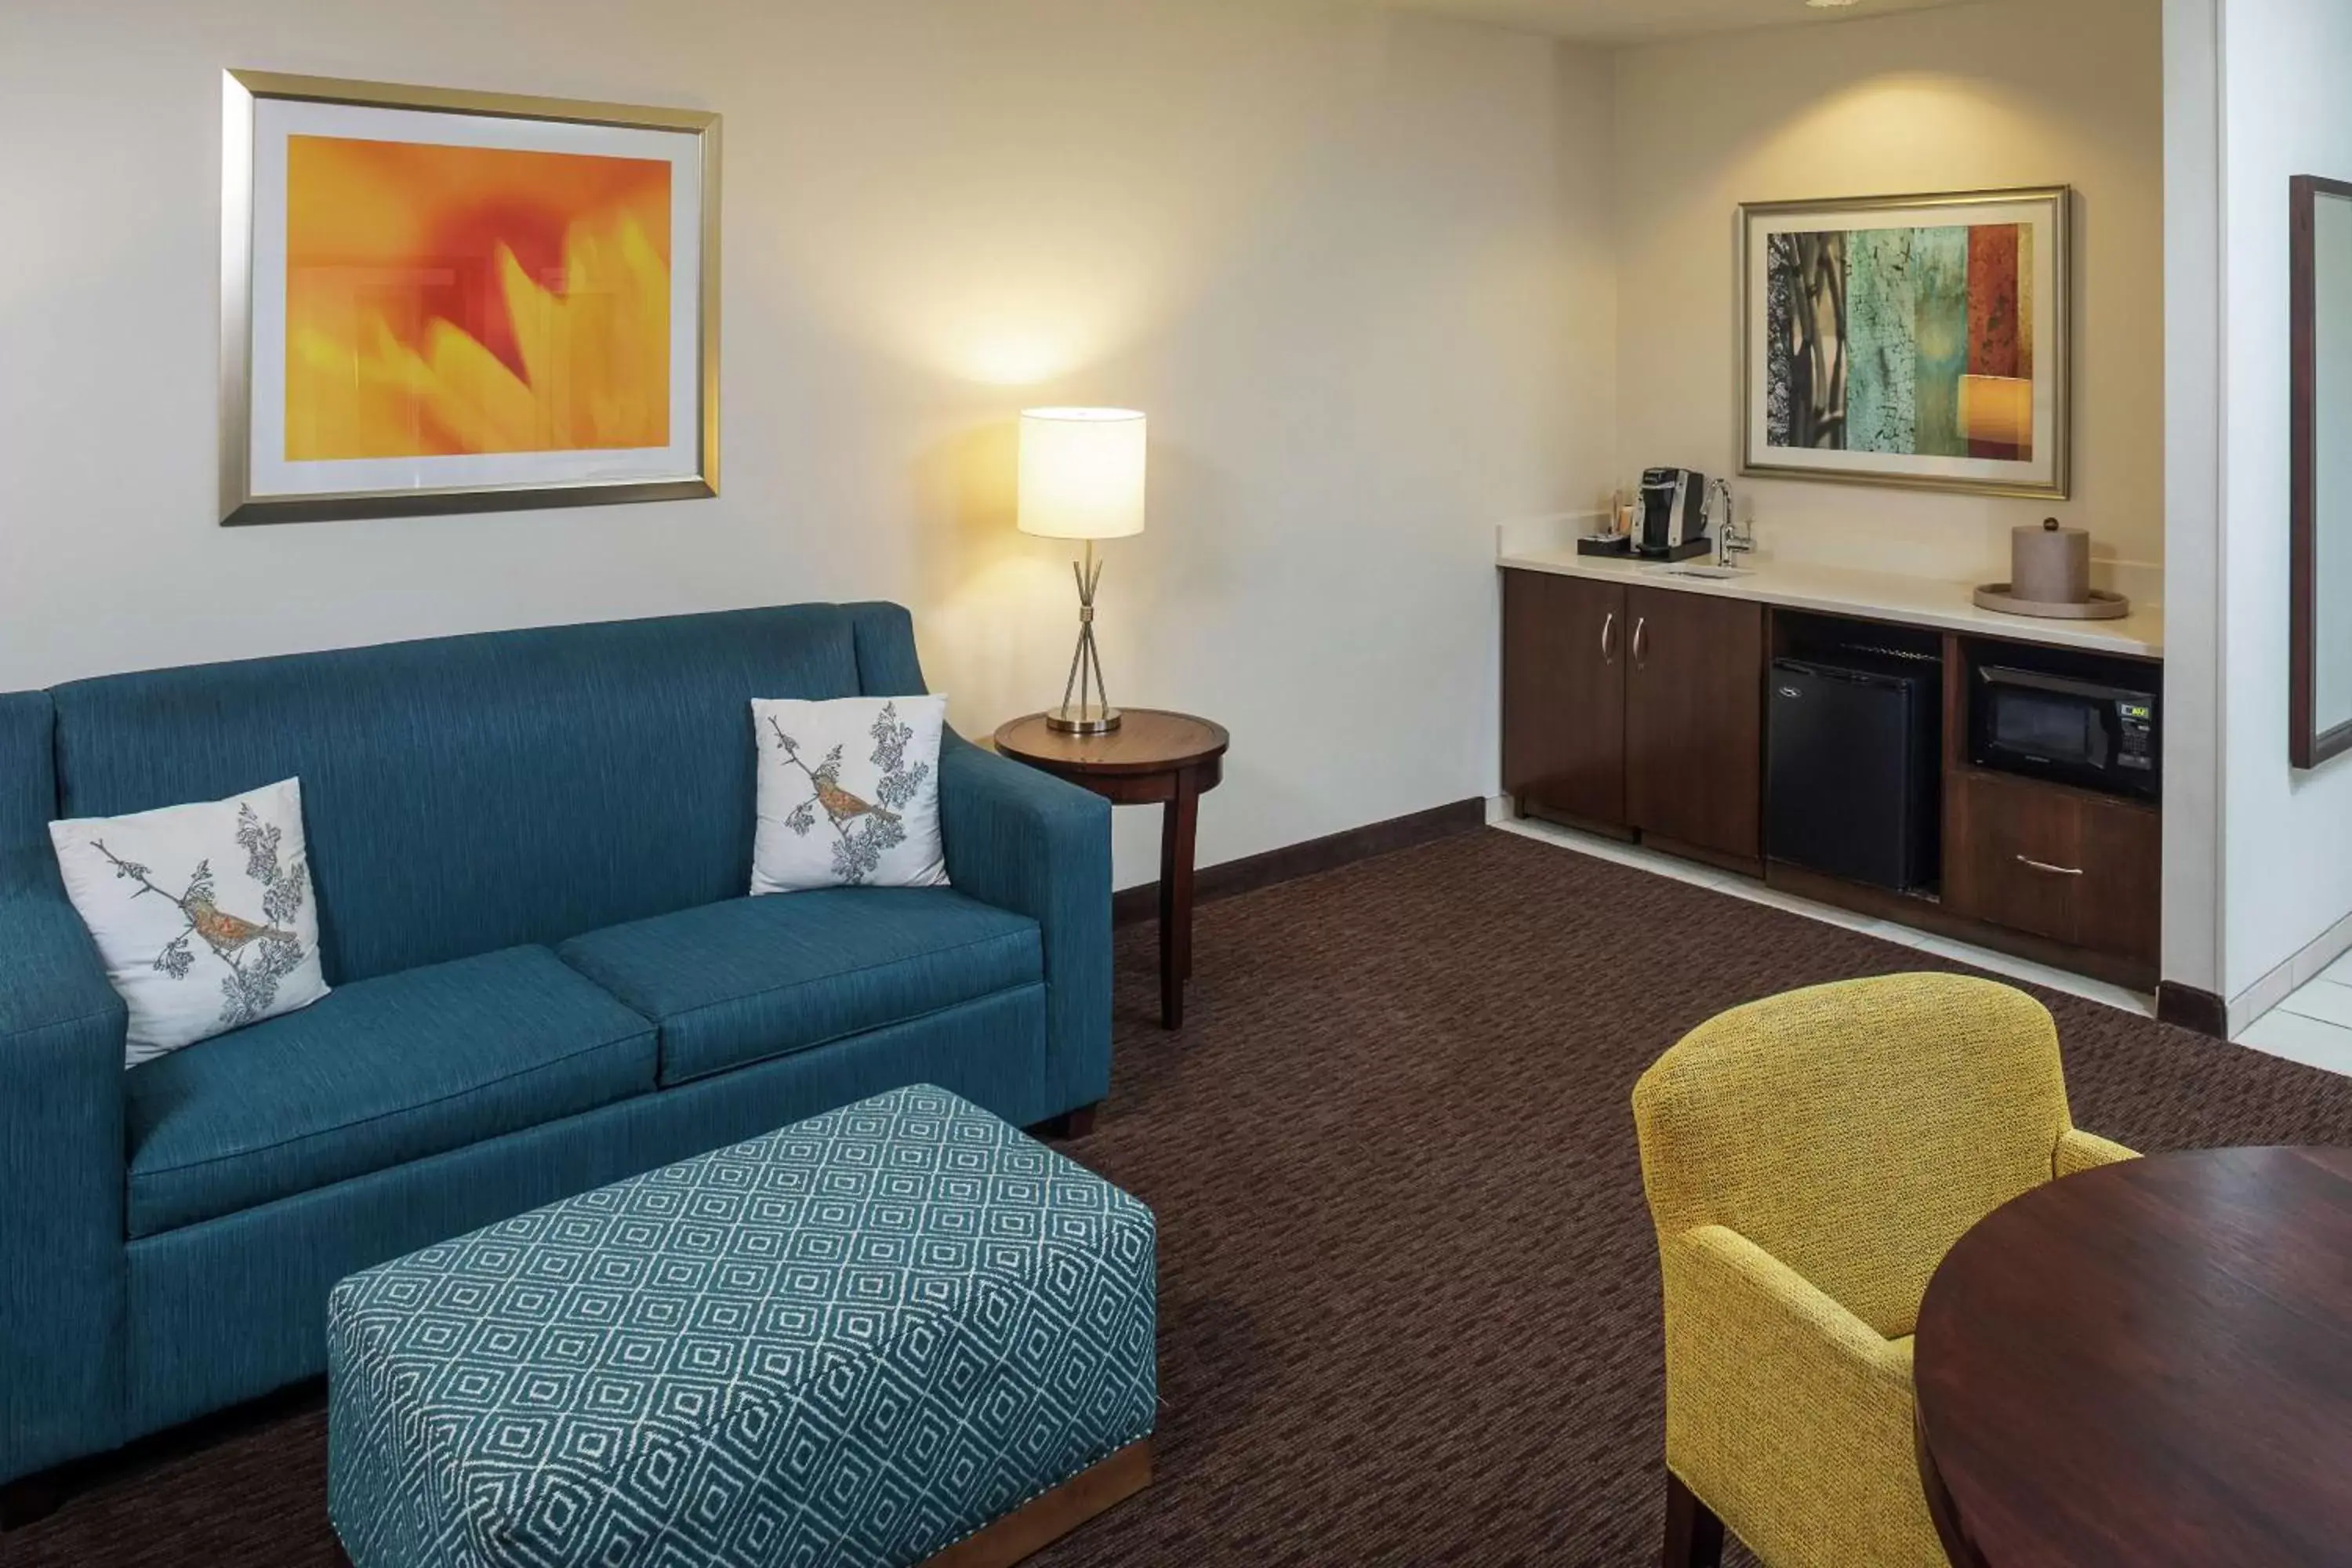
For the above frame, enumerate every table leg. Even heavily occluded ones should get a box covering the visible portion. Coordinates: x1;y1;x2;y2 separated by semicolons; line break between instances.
1158;771;1200;1028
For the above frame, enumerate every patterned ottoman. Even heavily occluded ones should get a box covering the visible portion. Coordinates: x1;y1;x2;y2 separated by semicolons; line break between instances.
326;1085;1157;1568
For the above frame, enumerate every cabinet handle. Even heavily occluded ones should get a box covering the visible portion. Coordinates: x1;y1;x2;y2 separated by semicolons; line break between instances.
1600;611;1617;663
1632;616;1649;669
2015;855;2085;877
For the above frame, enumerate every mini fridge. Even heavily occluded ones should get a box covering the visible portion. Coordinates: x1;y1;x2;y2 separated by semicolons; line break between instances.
1766;653;1941;892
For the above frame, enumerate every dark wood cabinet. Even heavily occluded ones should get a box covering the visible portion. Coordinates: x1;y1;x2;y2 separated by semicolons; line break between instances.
1501;571;1762;866
2078;796;2162;965
1947;771;2081;943
1500;568;2160;984
1502;570;1626;827
1946;770;2161;968
1624;586;1763;866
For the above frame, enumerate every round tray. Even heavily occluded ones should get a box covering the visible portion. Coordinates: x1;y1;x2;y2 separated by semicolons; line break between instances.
1972;584;2132;620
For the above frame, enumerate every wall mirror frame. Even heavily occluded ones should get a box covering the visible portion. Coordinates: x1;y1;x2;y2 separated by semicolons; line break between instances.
2292;173;2352;769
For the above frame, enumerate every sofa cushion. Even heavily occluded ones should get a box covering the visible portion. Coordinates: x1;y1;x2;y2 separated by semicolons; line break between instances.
557;887;1041;1087
125;946;656;1238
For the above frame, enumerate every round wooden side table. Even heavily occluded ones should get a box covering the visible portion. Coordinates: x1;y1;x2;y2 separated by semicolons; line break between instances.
1914;1145;2352;1568
993;710;1228;1029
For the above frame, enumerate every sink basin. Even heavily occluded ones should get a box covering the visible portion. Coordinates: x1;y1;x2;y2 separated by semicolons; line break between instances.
1646;563;1752;580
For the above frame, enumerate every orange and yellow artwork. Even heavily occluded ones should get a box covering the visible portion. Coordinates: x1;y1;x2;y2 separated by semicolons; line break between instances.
284;136;672;461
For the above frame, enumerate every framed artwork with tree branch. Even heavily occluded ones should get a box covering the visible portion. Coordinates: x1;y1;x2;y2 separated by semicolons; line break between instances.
1740;187;2071;499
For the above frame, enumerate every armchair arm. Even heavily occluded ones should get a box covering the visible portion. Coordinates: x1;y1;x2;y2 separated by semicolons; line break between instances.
937;731;1112;1120
0;855;131;1482
1657;1224;1944;1568
2055;1126;2137;1178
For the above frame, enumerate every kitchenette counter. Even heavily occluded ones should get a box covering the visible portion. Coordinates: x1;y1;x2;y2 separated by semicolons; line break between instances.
1497;545;2164;659
1498;515;2165;993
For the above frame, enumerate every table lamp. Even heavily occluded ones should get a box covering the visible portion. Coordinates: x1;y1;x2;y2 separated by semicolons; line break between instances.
1018;407;1146;734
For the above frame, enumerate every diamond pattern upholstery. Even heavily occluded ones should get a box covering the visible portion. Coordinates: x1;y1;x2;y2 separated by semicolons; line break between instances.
326;1084;1157;1568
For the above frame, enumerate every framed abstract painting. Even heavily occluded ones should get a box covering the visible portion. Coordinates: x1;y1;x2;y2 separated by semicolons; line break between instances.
220;71;720;524
1740;187;2071;499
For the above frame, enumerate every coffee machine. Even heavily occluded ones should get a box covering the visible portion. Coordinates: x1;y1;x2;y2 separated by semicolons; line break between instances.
1578;468;1726;562
1634;468;1717;561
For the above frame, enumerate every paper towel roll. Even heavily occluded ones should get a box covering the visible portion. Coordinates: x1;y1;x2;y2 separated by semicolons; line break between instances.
2011;519;2090;605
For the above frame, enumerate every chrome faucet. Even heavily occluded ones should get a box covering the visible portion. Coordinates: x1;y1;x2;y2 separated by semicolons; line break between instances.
1713;481;1755;568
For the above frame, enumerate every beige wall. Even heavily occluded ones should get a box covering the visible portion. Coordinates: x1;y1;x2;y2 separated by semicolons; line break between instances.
0;0;1617;888
1610;0;2165;586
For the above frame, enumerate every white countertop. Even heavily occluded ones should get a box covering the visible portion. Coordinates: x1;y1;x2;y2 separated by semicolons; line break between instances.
1497;545;2164;659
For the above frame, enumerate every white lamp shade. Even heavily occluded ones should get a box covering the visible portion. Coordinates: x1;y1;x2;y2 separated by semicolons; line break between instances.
1017;408;1146;540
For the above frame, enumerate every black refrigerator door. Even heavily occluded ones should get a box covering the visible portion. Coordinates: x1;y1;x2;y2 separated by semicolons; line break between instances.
1766;661;1918;891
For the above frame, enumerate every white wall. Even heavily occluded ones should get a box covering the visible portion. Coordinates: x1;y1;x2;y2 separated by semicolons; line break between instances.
1609;0;2165;589
2207;0;2352;1002
0;0;1617;888
2161;0;2225;998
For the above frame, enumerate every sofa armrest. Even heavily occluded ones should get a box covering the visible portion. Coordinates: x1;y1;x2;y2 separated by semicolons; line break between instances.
2055;1126;2137;1178
938;731;1112;1119
0;857;131;1482
1657;1224;1941;1566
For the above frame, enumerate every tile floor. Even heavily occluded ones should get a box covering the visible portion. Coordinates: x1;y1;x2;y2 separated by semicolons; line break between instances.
1489;811;2160;1014
1494;810;2352;1080
2238;955;2352;1076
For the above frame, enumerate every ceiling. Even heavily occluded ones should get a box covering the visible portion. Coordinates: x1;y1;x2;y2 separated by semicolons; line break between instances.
1359;0;1978;45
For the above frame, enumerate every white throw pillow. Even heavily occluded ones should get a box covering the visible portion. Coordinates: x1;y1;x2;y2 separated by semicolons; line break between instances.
751;695;949;894
49;778;330;1066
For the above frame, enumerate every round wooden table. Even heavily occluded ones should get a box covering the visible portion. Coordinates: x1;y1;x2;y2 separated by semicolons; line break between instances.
1915;1146;2352;1568
993;710;1228;1029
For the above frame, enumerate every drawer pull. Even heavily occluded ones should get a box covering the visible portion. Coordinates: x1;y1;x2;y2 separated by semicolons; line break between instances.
2016;855;2085;877
1601;611;1618;663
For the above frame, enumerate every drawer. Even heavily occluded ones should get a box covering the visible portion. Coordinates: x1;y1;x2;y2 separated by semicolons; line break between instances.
1947;771;2159;964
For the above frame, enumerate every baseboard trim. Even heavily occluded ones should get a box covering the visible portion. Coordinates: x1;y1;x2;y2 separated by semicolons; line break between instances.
1513;797;1638;843
2157;982;2229;1038
1112;797;1487;927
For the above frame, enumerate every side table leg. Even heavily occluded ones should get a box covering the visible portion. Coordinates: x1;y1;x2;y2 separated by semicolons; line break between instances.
1159;771;1200;1028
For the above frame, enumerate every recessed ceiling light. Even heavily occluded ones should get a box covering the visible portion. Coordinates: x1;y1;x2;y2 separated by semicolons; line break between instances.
1806;0;1864;7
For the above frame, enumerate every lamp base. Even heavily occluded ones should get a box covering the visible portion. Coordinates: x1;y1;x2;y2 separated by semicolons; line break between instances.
1046;703;1123;735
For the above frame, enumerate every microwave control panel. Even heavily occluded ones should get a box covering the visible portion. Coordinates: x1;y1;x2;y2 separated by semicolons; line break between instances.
2117;699;2156;771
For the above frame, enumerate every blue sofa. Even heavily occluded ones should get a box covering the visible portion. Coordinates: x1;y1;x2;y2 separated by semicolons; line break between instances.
0;603;1112;1488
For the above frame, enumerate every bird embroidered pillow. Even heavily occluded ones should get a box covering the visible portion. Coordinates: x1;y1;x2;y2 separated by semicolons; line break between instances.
49;778;329;1065
750;695;949;894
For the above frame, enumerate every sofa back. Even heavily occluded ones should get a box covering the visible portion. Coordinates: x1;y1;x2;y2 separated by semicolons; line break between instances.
45;603;930;985
0;692;58;898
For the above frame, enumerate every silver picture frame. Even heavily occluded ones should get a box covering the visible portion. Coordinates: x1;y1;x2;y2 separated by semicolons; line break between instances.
1738;186;2071;501
220;70;721;525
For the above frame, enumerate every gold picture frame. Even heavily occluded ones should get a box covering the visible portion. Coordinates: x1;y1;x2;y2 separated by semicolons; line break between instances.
1739;187;2071;501
220;71;720;525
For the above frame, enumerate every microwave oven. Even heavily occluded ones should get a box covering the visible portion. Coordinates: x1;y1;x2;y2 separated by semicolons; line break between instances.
1969;663;2160;800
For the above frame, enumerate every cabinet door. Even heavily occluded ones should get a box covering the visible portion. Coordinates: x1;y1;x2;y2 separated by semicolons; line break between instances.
2075;797;2161;966
1947;771;2082;944
1948;770;2161;965
1624;586;1764;861
1501;570;1627;826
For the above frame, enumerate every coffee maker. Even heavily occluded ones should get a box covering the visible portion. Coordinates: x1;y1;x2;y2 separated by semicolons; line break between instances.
1578;468;1726;562
1634;468;1716;561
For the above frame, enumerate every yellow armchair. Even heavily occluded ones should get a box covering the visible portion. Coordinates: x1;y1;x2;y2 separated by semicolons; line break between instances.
1631;974;2134;1568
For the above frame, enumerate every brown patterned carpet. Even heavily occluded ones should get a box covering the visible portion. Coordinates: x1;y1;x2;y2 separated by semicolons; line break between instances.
14;827;2352;1568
